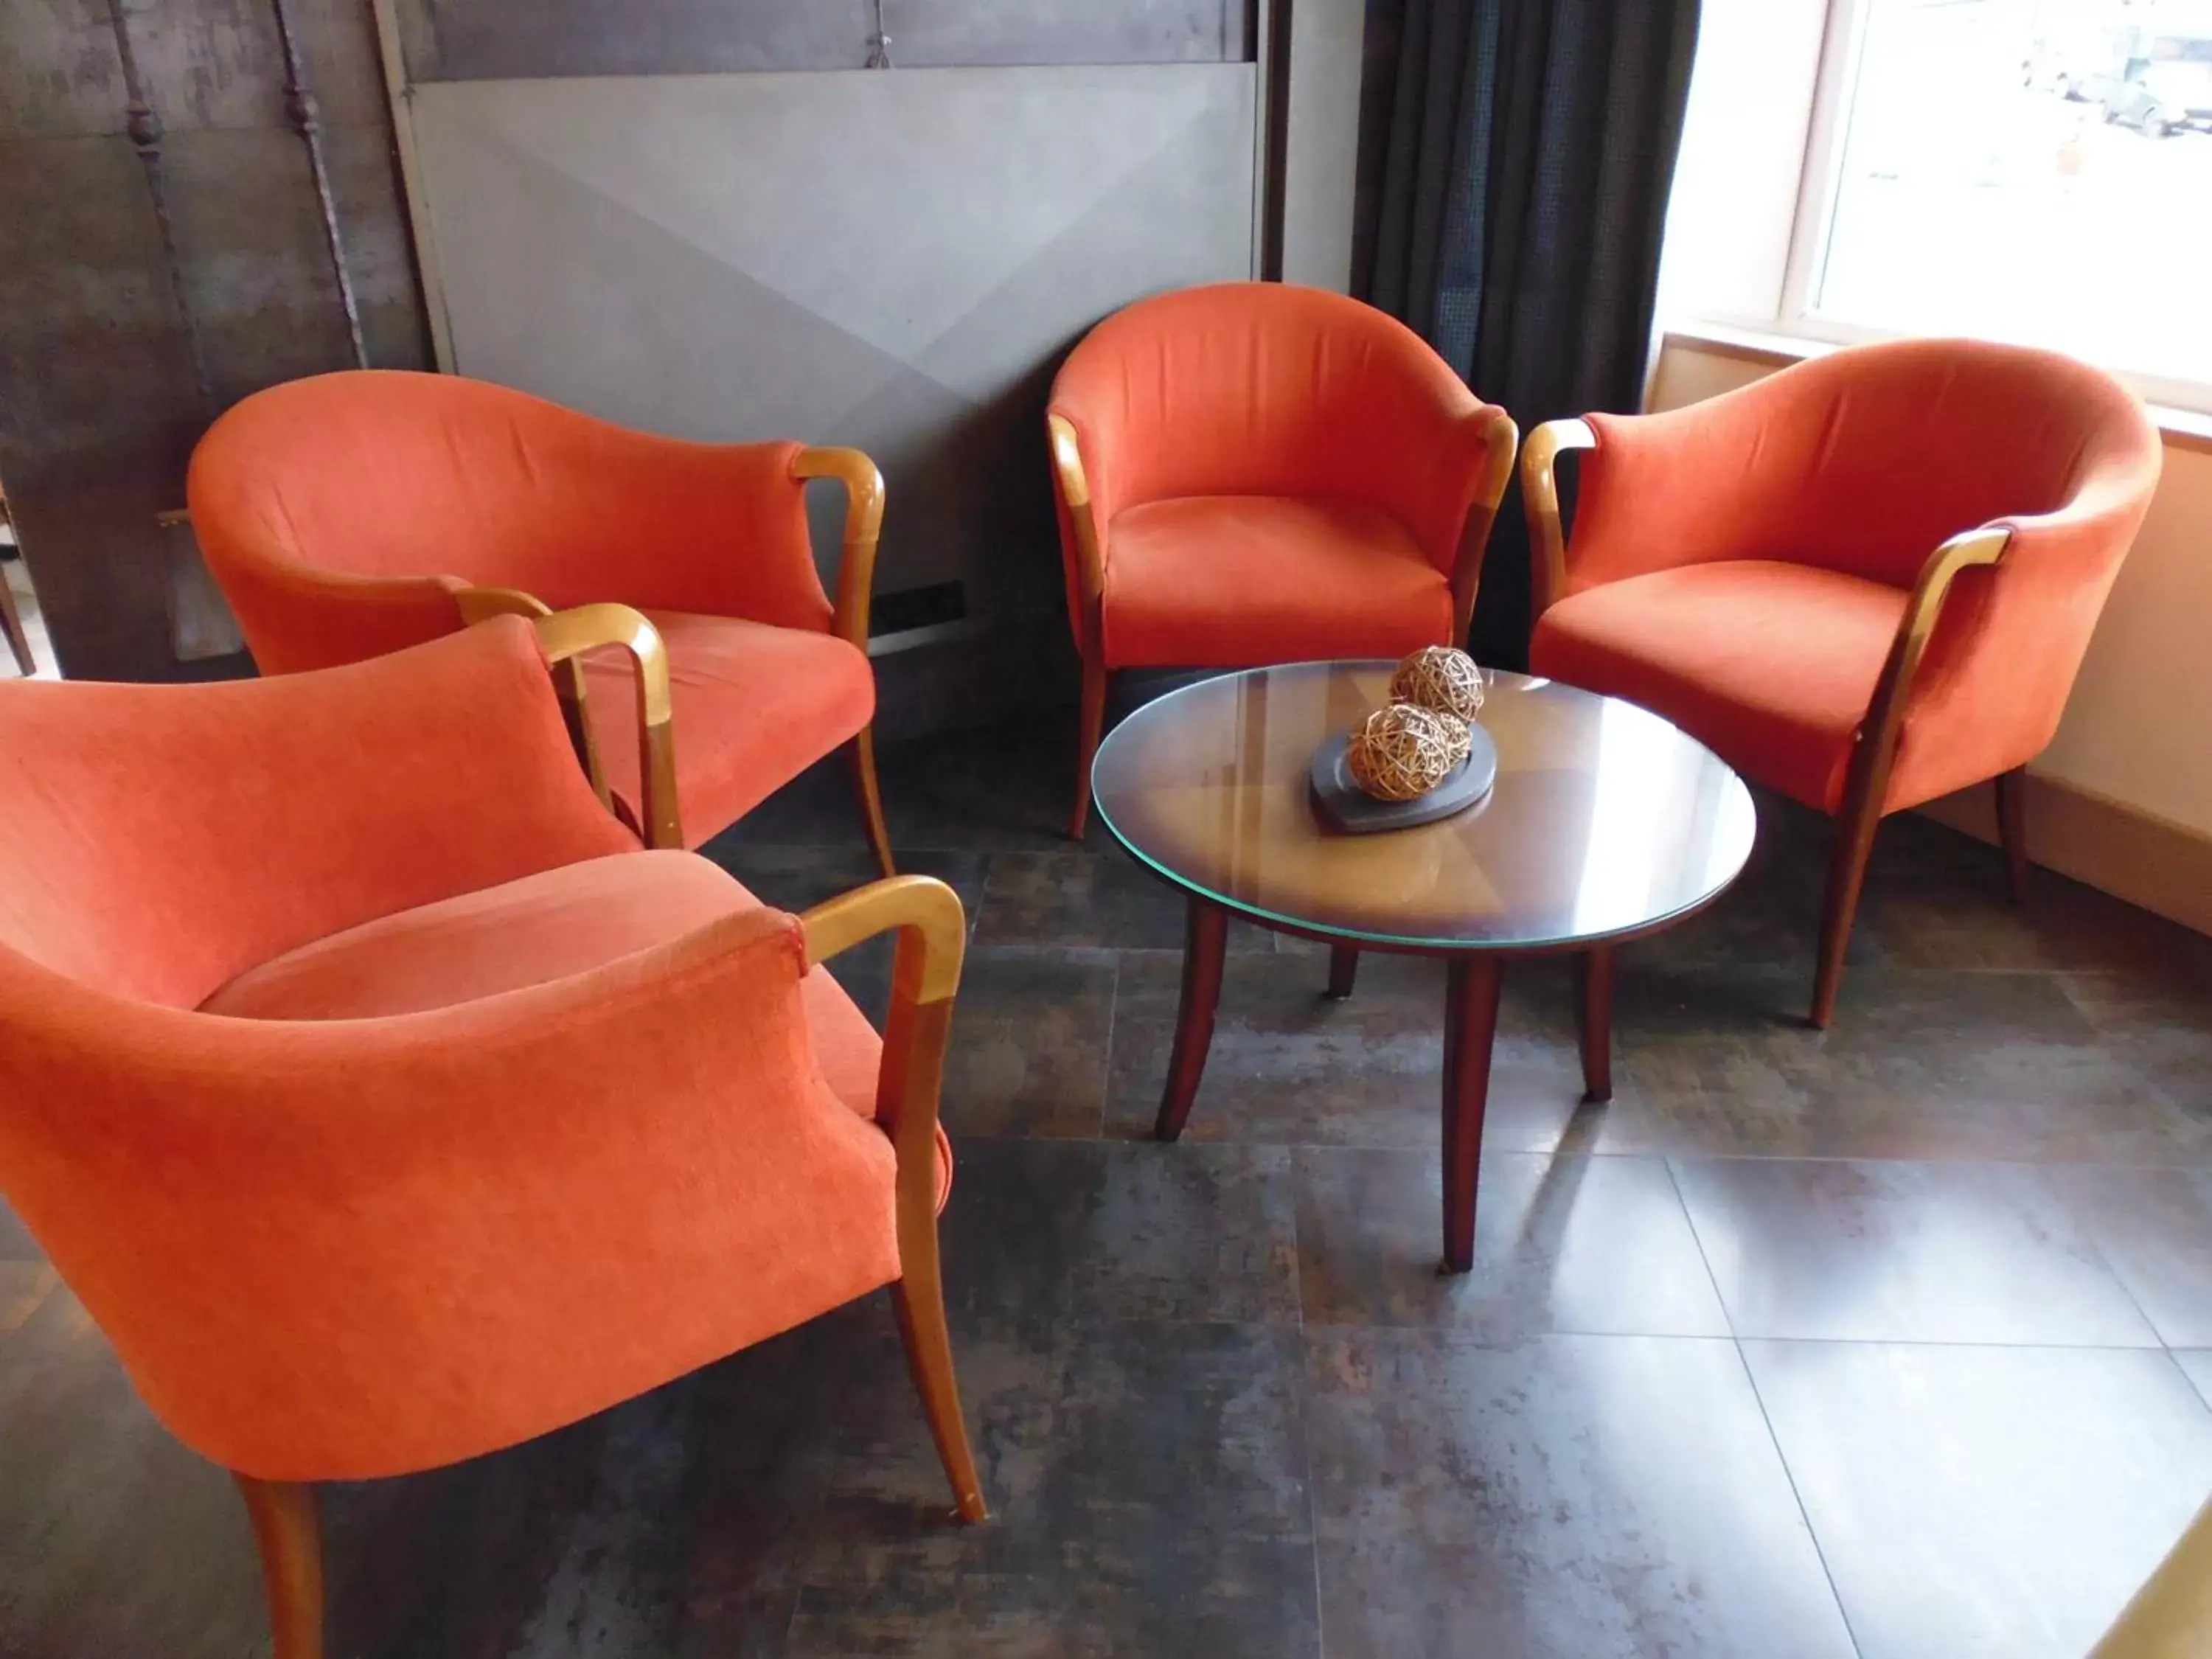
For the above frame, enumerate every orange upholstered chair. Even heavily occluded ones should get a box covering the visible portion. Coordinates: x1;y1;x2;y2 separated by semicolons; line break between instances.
1048;282;1520;835
1523;338;2162;1025
187;370;894;872
0;611;984;1659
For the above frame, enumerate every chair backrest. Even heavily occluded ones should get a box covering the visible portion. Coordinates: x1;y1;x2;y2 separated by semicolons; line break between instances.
0;629;858;1481
1048;282;1495;561
1575;337;2163;592
0;620;630;1011
187;371;829;670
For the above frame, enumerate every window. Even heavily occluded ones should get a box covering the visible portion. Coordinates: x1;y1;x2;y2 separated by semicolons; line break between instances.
1672;0;2212;412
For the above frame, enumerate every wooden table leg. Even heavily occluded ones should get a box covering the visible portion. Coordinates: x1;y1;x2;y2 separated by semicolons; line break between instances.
1155;897;1229;1142
1325;943;1360;1001
1440;956;1503;1274
1574;946;1615;1104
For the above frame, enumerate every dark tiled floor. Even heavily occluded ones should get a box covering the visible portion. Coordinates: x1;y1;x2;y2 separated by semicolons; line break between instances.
4;709;2212;1656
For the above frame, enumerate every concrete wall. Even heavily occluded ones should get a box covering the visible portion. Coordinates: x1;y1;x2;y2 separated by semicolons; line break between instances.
0;0;428;680
1650;339;2212;842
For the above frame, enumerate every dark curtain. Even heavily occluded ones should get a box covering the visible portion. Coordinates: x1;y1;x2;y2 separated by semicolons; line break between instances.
1360;0;1700;669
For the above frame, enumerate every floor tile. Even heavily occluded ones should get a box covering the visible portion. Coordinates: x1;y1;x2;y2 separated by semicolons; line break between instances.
700;841;988;920
1305;1329;1855;1659
712;714;1100;856
942;1138;1300;1326
876;716;1116;855
1103;949;1584;1152
319;1307;880;1659
0;1196;41;1260
2050;1165;2212;1346
940;947;1116;1138
0;1289;268;1658
1862;814;2212;975
1745;1339;2212;1659
1778;968;2204;1162
0;1262;58;1348
788;1308;1320;1658
2176;1351;2212;1411
689;754;858;849
974;849;1276;952
308;1300;1318;1658
1293;1150;1730;1338
1567;961;1822;1155
2059;970;2212;1125
1673;1158;2158;1346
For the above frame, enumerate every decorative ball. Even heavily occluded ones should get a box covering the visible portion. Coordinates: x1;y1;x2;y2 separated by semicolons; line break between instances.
1434;710;1473;768
1390;646;1485;723
1346;702;1464;801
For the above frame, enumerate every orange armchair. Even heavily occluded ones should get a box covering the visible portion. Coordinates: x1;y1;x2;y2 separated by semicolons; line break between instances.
186;369;895;872
0;613;984;1659
1523;338;2163;1025
1048;282;1520;836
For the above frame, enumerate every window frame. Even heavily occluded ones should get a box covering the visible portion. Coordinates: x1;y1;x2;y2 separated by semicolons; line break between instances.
1754;0;2212;418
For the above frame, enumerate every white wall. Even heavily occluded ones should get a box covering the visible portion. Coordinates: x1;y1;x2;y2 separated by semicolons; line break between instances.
1649;339;2212;840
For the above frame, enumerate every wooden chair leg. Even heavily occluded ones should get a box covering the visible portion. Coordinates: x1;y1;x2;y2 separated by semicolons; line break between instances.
891;1264;988;1523
1995;765;2030;906
234;1475;324;1659
846;726;897;878
0;568;35;676
1812;796;1883;1030
1068;653;1108;841
1325;944;1360;1001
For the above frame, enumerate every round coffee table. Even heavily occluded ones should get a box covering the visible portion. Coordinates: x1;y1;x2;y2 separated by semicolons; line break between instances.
1091;660;1756;1273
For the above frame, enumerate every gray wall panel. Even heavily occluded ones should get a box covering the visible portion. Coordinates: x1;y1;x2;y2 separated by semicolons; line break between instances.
399;0;1250;80
410;66;1255;622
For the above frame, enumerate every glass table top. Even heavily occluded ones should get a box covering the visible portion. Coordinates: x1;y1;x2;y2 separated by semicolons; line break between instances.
1090;661;1756;952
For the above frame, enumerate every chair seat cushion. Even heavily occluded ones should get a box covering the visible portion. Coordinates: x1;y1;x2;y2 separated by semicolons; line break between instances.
1100;495;1453;668
201;850;946;1203
582;612;875;849
1531;560;1908;812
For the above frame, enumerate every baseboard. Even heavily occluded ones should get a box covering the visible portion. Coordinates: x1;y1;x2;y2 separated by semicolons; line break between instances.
1916;773;2212;939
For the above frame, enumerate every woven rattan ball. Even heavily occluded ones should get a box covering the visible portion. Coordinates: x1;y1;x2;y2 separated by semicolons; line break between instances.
1434;709;1473;768
1346;702;1462;802
1389;645;1484;723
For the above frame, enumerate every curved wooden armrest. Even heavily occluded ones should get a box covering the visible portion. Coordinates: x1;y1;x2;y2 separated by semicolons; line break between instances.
801;873;966;1007
801;874;967;1199
457;585;611;817
1450;408;1523;645
460;588;682;850
791;447;885;653
1521;417;1597;622
1852;525;2012;796
1046;413;1105;643
538;603;680;850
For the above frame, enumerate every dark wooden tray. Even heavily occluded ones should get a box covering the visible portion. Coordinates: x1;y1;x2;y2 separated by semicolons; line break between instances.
1308;726;1498;834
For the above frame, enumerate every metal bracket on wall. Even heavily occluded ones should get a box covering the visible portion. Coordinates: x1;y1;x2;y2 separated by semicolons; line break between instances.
103;0;212;414
270;0;368;369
